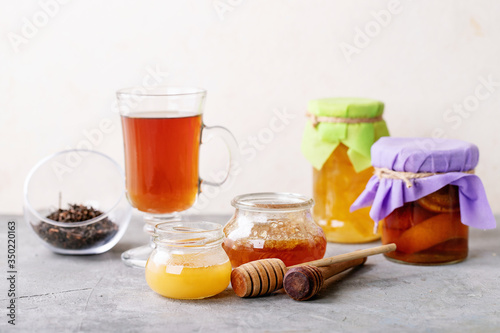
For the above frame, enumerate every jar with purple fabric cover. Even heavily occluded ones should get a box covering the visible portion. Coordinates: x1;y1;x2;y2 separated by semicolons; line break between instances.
351;137;496;265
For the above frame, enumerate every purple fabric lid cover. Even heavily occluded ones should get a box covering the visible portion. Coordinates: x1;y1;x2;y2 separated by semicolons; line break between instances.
351;137;496;229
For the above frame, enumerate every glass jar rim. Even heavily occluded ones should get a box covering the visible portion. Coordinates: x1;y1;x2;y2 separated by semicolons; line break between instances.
23;149;126;228
231;192;314;212
153;221;223;248
116;86;206;98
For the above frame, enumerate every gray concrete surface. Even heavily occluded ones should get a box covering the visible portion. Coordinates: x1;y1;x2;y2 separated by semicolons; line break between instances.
0;214;499;333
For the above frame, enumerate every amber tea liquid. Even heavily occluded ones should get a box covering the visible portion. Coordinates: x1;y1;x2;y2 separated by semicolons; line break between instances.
121;112;202;214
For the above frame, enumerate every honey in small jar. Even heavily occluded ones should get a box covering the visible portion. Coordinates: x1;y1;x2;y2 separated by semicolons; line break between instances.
146;259;231;299
223;193;327;267
302;98;390;243
145;221;231;299
223;235;326;268
351;137;496;265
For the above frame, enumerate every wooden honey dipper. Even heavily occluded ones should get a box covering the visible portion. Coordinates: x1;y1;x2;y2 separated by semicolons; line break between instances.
231;243;396;298
283;257;366;301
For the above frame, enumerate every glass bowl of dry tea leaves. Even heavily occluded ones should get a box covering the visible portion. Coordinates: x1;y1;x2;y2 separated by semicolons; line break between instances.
24;150;132;255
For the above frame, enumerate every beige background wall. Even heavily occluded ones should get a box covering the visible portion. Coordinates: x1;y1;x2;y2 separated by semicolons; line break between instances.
2;0;499;216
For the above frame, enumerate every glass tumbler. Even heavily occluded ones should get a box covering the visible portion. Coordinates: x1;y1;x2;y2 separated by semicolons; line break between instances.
117;86;239;267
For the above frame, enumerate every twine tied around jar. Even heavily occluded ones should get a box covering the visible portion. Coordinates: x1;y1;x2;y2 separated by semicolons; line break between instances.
374;167;475;188
306;112;384;128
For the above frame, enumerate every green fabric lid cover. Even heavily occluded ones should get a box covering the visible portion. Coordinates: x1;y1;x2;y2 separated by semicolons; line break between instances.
301;97;390;172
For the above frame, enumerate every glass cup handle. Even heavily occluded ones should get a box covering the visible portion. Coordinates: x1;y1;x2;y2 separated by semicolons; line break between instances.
200;124;240;187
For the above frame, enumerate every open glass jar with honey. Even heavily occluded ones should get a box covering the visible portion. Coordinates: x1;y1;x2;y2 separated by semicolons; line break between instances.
302;98;390;243
223;193;327;267
352;137;496;265
145;221;231;299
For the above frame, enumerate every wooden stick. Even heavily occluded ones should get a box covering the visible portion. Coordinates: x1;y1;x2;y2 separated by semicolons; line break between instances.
291;243;396;268
231;243;396;298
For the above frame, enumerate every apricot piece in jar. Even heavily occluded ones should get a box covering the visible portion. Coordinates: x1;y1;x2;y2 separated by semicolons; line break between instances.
384;202;435;230
395;212;467;254
416;185;460;213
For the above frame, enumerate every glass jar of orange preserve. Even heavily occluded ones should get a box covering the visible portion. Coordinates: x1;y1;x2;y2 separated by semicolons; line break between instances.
301;97;390;243
223;193;327;267
145;221;231;299
352;137;496;265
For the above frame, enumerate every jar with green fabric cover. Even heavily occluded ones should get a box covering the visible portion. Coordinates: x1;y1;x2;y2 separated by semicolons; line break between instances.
301;97;390;243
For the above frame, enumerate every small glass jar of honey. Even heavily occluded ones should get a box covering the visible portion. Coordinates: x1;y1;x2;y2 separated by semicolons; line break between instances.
352;137;496;265
145;221;231;299
223;192;327;267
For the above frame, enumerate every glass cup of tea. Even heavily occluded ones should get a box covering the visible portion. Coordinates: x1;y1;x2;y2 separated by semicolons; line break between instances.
116;86;239;268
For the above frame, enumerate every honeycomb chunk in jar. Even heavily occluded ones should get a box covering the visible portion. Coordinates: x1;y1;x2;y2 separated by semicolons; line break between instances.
223;193;327;267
